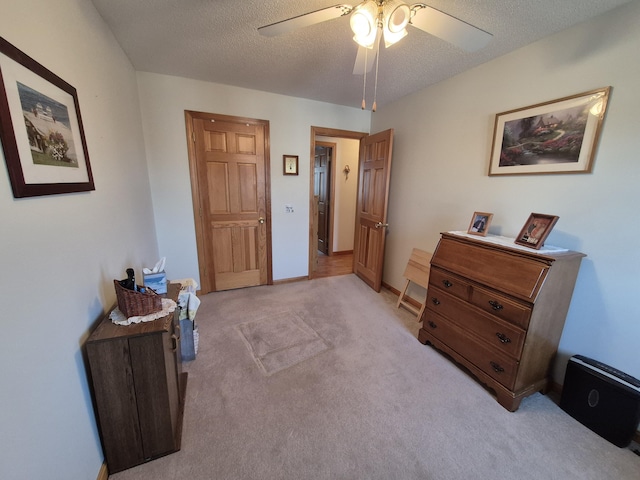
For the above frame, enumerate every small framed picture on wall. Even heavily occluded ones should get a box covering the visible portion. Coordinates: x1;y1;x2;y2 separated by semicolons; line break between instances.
283;155;298;175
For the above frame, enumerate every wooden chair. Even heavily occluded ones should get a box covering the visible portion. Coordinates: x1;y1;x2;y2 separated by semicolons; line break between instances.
396;248;432;320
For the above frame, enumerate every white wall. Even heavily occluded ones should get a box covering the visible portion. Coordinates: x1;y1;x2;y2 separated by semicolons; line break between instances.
371;1;640;382
0;1;160;478
316;136;360;252
136;73;370;282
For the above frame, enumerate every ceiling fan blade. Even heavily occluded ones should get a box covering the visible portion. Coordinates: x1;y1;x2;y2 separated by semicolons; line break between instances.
353;31;381;75
258;4;353;37
353;46;377;75
410;5;492;52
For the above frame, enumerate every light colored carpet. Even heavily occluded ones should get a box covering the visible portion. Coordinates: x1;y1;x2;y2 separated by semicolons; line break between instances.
236;311;330;375
110;274;639;480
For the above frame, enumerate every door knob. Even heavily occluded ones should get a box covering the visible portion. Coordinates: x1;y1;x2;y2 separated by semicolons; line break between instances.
258;217;265;224
375;221;389;229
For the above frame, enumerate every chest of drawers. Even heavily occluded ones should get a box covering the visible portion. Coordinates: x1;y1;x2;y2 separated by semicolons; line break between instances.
418;232;585;411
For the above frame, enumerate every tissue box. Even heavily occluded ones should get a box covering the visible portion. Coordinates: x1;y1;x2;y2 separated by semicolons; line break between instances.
143;271;167;294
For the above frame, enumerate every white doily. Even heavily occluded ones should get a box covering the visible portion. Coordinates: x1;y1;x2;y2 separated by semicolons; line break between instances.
110;298;177;326
448;231;569;254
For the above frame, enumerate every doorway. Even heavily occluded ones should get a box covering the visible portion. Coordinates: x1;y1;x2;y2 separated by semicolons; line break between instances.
309;127;367;280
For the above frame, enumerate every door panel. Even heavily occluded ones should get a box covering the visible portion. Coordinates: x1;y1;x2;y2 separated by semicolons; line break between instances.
314;145;331;255
353;129;394;292
186;112;271;293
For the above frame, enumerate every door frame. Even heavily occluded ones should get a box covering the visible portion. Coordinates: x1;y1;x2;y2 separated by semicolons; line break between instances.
309;126;367;280
185;110;273;294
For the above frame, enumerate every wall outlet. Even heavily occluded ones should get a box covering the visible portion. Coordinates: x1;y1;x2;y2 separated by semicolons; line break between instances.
285;204;294;213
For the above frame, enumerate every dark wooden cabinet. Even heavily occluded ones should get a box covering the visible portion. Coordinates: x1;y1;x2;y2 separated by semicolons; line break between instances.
86;284;187;473
418;232;585;411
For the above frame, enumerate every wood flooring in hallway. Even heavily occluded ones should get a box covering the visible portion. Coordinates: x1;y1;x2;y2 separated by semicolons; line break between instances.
315;252;354;278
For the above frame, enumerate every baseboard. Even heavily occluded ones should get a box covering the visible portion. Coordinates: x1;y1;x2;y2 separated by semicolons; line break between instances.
382;281;400;296
96;462;108;480
331;250;353;256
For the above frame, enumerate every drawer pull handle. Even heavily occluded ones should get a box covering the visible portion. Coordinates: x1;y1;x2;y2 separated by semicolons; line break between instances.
171;334;179;353
431;297;441;305
428;321;437;329
496;332;511;344
488;300;504;311
490;361;505;373
442;280;453;288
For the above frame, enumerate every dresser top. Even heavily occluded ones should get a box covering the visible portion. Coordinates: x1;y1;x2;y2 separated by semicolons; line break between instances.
443;231;585;260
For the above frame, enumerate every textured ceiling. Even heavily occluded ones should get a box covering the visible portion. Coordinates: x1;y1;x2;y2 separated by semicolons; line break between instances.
90;0;633;109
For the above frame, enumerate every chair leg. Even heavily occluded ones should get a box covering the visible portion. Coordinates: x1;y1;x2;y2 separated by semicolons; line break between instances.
396;279;410;308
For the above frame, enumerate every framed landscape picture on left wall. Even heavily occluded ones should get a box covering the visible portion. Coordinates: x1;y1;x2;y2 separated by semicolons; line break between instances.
0;37;94;198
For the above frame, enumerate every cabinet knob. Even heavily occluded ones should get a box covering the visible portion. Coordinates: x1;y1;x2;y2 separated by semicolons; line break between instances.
496;332;511;344
442;280;453;288
428;321;437;329
488;300;503;311
490;361;505;373
431;297;440;305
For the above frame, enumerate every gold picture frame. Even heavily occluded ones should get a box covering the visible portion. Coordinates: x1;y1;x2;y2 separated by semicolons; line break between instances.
488;87;610;176
514;213;559;249
467;212;493;236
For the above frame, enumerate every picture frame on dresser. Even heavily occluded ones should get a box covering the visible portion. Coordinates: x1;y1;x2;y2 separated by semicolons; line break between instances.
467;212;493;236
514;213;559;249
0;36;94;198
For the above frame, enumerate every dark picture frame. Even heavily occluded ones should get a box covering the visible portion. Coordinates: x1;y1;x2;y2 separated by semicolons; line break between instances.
488;87;610;176
0;36;94;198
515;213;559;249
467;211;493;237
283;154;298;176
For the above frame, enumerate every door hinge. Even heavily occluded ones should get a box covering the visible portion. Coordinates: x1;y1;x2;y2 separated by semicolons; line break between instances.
192;131;196;142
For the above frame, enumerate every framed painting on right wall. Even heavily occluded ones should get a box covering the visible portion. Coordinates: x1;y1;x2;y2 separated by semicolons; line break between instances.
488;87;610;176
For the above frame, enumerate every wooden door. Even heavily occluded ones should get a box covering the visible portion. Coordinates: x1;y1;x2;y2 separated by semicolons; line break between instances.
186;111;271;293
353;129;394;292
314;144;332;255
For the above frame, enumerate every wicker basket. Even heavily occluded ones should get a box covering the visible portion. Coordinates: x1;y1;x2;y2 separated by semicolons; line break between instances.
113;279;162;318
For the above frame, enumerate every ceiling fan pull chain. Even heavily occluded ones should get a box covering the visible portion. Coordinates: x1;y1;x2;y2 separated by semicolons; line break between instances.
361;47;368;110
372;44;380;112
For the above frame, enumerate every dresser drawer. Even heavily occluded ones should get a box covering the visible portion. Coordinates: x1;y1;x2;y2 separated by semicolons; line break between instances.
432;236;550;301
469;286;532;330
426;287;525;359
428;267;470;302
423;311;518;389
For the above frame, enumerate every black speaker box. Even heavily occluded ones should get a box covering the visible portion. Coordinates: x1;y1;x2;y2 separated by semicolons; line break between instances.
560;355;640;447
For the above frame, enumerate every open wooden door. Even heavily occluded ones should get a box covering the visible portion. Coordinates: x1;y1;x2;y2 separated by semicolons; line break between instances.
186;111;272;293
314;143;333;255
353;129;394;292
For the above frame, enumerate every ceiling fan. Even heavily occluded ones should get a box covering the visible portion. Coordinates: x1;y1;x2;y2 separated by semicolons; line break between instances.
258;2;492;110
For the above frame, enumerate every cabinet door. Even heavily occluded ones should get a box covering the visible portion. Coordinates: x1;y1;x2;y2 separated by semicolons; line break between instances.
129;333;177;458
87;338;144;472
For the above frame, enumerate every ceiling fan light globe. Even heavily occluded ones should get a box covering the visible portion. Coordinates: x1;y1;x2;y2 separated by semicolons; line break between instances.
350;1;378;48
382;27;407;47
385;2;410;33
